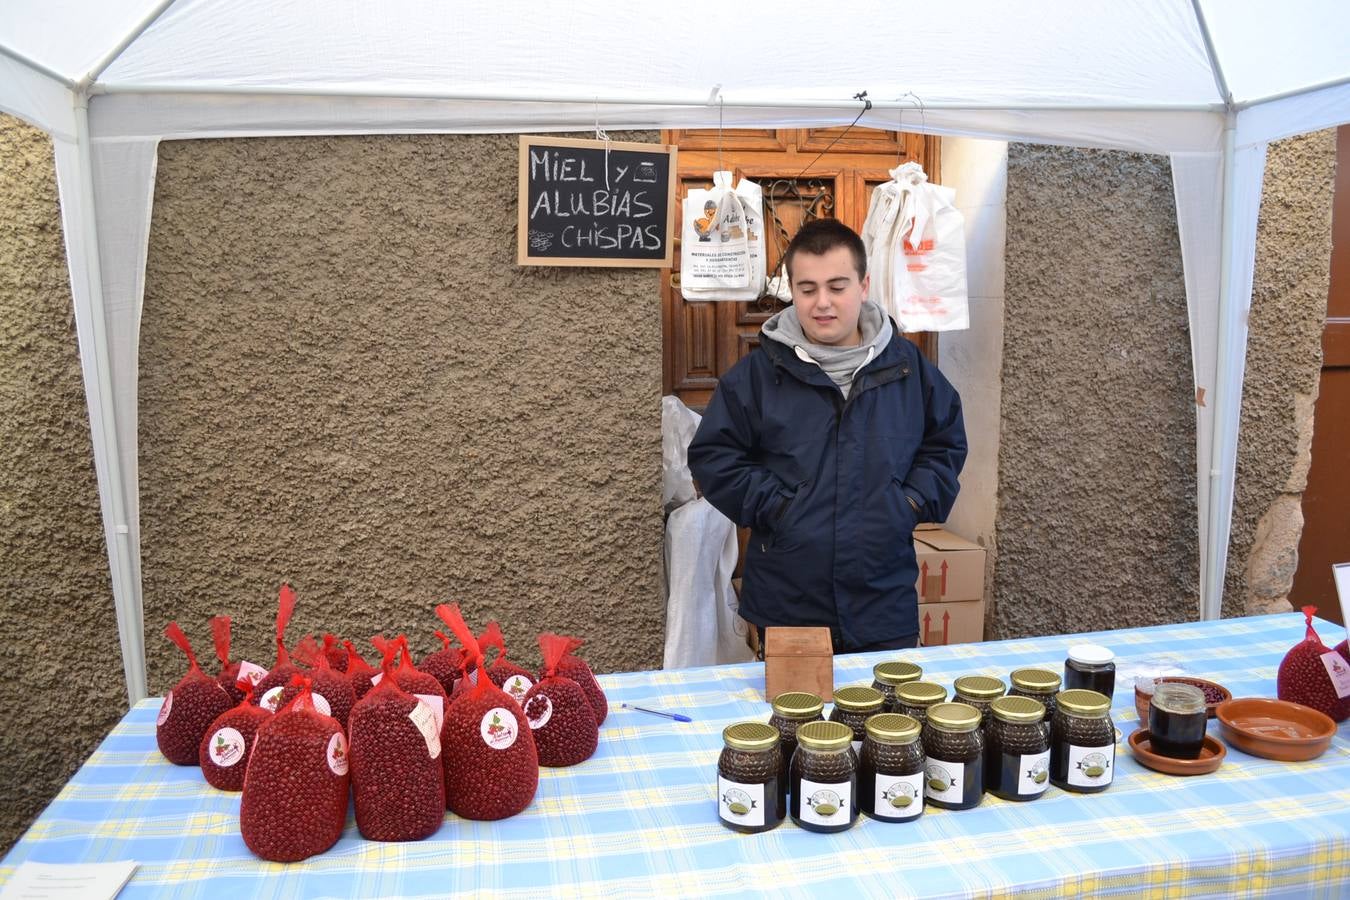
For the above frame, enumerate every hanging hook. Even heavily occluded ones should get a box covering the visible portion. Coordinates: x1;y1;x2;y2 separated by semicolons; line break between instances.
594;97;610;143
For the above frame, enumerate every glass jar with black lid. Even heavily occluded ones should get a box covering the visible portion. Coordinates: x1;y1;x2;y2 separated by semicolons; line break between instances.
767;692;824;794
829;686;886;754
921;702;984;810
1064;644;1116;699
872;662;923;712
717;722;785;833
859;713;925;822
1050;689;1116;794
789;721;858;833
953;675;1007;726
895;681;947;724
1008;668;1062;724
984;696;1050;801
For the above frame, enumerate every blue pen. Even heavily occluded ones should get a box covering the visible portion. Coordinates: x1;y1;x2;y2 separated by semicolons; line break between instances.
621;702;693;723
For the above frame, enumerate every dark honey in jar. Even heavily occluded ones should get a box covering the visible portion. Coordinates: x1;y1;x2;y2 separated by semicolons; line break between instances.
789;721;858;833
921;702;984;810
767;691;824;806
895;681;947;725
717;722;784;832
872;661;923;712
1050;689;1115;794
859;713;925;822
829;686;885;754
1064;644;1116;699
984;696;1049;801
953;675;1007;727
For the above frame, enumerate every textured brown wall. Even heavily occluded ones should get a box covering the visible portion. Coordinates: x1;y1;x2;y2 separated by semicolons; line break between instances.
994;145;1198;637
0;114;126;855
1228;131;1336;616
139;132;664;695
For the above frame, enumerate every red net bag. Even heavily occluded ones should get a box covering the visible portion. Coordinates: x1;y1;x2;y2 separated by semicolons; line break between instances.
420;630;464;696
1277;606;1350;722
344;640;378;701
251;585;304;712
211;615;268;706
240;676;350;862
157;622;234;766
554;635;608;726
280;635;356;730
481;621;535;707
523;632;598;767
373;634;448;701
348;638;445;841
322;633;350;673
436;604;538;819
199;677;272;791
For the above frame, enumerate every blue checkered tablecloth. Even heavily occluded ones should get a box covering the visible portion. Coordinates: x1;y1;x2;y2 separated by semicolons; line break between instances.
3;614;1349;899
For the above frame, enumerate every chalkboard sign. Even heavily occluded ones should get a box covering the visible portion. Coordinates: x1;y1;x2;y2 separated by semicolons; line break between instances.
517;136;677;268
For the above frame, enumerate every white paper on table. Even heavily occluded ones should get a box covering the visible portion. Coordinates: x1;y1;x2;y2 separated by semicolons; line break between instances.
0;861;137;900
1333;562;1350;645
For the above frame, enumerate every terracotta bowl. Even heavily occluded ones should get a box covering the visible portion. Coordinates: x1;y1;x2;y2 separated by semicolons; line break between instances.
1127;728;1225;776
1215;697;1336;762
1134;676;1232;723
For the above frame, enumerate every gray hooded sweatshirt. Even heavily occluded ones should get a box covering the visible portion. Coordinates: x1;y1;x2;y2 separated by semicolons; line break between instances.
761;300;893;399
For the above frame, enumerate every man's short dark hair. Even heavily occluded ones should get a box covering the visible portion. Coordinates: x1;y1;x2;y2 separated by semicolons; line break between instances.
783;218;867;282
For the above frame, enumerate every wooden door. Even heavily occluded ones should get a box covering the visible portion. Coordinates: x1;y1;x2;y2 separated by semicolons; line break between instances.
661;127;940;410
1292;125;1350;626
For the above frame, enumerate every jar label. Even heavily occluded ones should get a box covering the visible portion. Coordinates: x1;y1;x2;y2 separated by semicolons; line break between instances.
1320;651;1350;699
798;778;851;826
873;772;924;819
717;776;765;828
1018;750;1051;795
1067;743;1114;787
924;759;967;804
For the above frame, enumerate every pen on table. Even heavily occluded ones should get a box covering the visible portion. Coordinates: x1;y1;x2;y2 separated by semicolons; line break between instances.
621;703;693;723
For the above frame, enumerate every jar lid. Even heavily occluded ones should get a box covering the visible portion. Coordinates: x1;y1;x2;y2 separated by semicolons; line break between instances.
925;702;982;732
832;685;885;712
953;675;1007;701
722;722;780;752
991;695;1046;724
873;661;923;686
1057;689;1111;716
896;681;947;707
770;691;824;719
1151;682;1205;715
1067;643;1115;666
796;720;854;752
1010;667;1062;693
864;713;921;744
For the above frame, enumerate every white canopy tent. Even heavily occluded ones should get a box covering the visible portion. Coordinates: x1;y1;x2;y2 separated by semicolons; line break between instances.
2;0;1347;704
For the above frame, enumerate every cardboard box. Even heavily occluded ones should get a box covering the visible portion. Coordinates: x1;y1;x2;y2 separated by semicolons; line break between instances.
764;627;834;701
913;524;987;647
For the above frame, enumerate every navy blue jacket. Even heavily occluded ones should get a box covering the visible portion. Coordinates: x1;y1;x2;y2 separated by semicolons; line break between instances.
687;326;966;648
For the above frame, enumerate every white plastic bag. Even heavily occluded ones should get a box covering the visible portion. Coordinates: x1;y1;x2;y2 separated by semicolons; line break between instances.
862;162;969;331
661;395;702;512
680;172;764;300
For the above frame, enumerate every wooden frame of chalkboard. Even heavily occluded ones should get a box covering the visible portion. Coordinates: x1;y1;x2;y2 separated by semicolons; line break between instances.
517;135;678;268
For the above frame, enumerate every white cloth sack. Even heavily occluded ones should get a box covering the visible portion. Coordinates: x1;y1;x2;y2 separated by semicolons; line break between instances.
863;162;969;331
680;171;762;299
663;498;754;669
661;395;702;512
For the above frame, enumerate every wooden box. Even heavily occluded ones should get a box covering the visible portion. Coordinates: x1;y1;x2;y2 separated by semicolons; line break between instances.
764;627;834;702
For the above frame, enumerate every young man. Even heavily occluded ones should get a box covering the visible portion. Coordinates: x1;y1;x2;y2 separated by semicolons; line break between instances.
687;218;967;653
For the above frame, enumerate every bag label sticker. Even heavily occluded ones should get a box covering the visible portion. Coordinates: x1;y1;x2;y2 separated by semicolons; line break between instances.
525;694;553;730
718;776;765;827
502;674;533;704
157;691;173;726
408;701;441;760
207;727;246;768
873;772;923;819
260;685;285;713
1321;650;1350;699
235;661;267;691
414;693;445;733
798;777;851;827
370;671;384;686
326;732;348;776
480;707;519;750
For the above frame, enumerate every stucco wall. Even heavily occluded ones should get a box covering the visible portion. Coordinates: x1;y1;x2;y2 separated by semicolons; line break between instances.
995;145;1198;637
138;132;664;695
0;114;126;855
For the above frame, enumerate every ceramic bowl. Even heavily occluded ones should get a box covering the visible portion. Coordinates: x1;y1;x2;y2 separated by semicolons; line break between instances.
1215;697;1336;762
1127;728;1225;776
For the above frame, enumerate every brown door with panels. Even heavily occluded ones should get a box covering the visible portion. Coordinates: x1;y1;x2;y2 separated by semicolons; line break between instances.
661;127;941;410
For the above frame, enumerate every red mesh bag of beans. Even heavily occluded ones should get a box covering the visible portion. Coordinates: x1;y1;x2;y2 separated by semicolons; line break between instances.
199;679;272;791
279;636;356;730
157;622;234;766
344;640;378;701
348;640;446;841
481;621;535;707
435;604;538;819
1277;606;1350;722
251;585;305;713
420;630;464;696
523;632;599;767
552;635;608;726
211;615;268;706
322;633;349;673
240;676;350;862
375;634;448;701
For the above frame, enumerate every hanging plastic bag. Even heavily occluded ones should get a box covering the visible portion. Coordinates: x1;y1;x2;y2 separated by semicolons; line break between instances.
680;171;752;297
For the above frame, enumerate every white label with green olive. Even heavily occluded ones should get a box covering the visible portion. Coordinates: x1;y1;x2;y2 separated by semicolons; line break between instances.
1067;743;1114;787
717;776;765;827
1018;750;1051;795
873;772;924;819
798;778;851;826
924;759;966;804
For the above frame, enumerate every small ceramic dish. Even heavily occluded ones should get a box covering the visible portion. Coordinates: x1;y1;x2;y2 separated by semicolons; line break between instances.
1134;676;1232;722
1127;728;1226;776
1215;697;1336;762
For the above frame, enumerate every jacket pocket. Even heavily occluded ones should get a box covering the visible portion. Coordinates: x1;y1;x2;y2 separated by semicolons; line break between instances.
763;480;809;552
